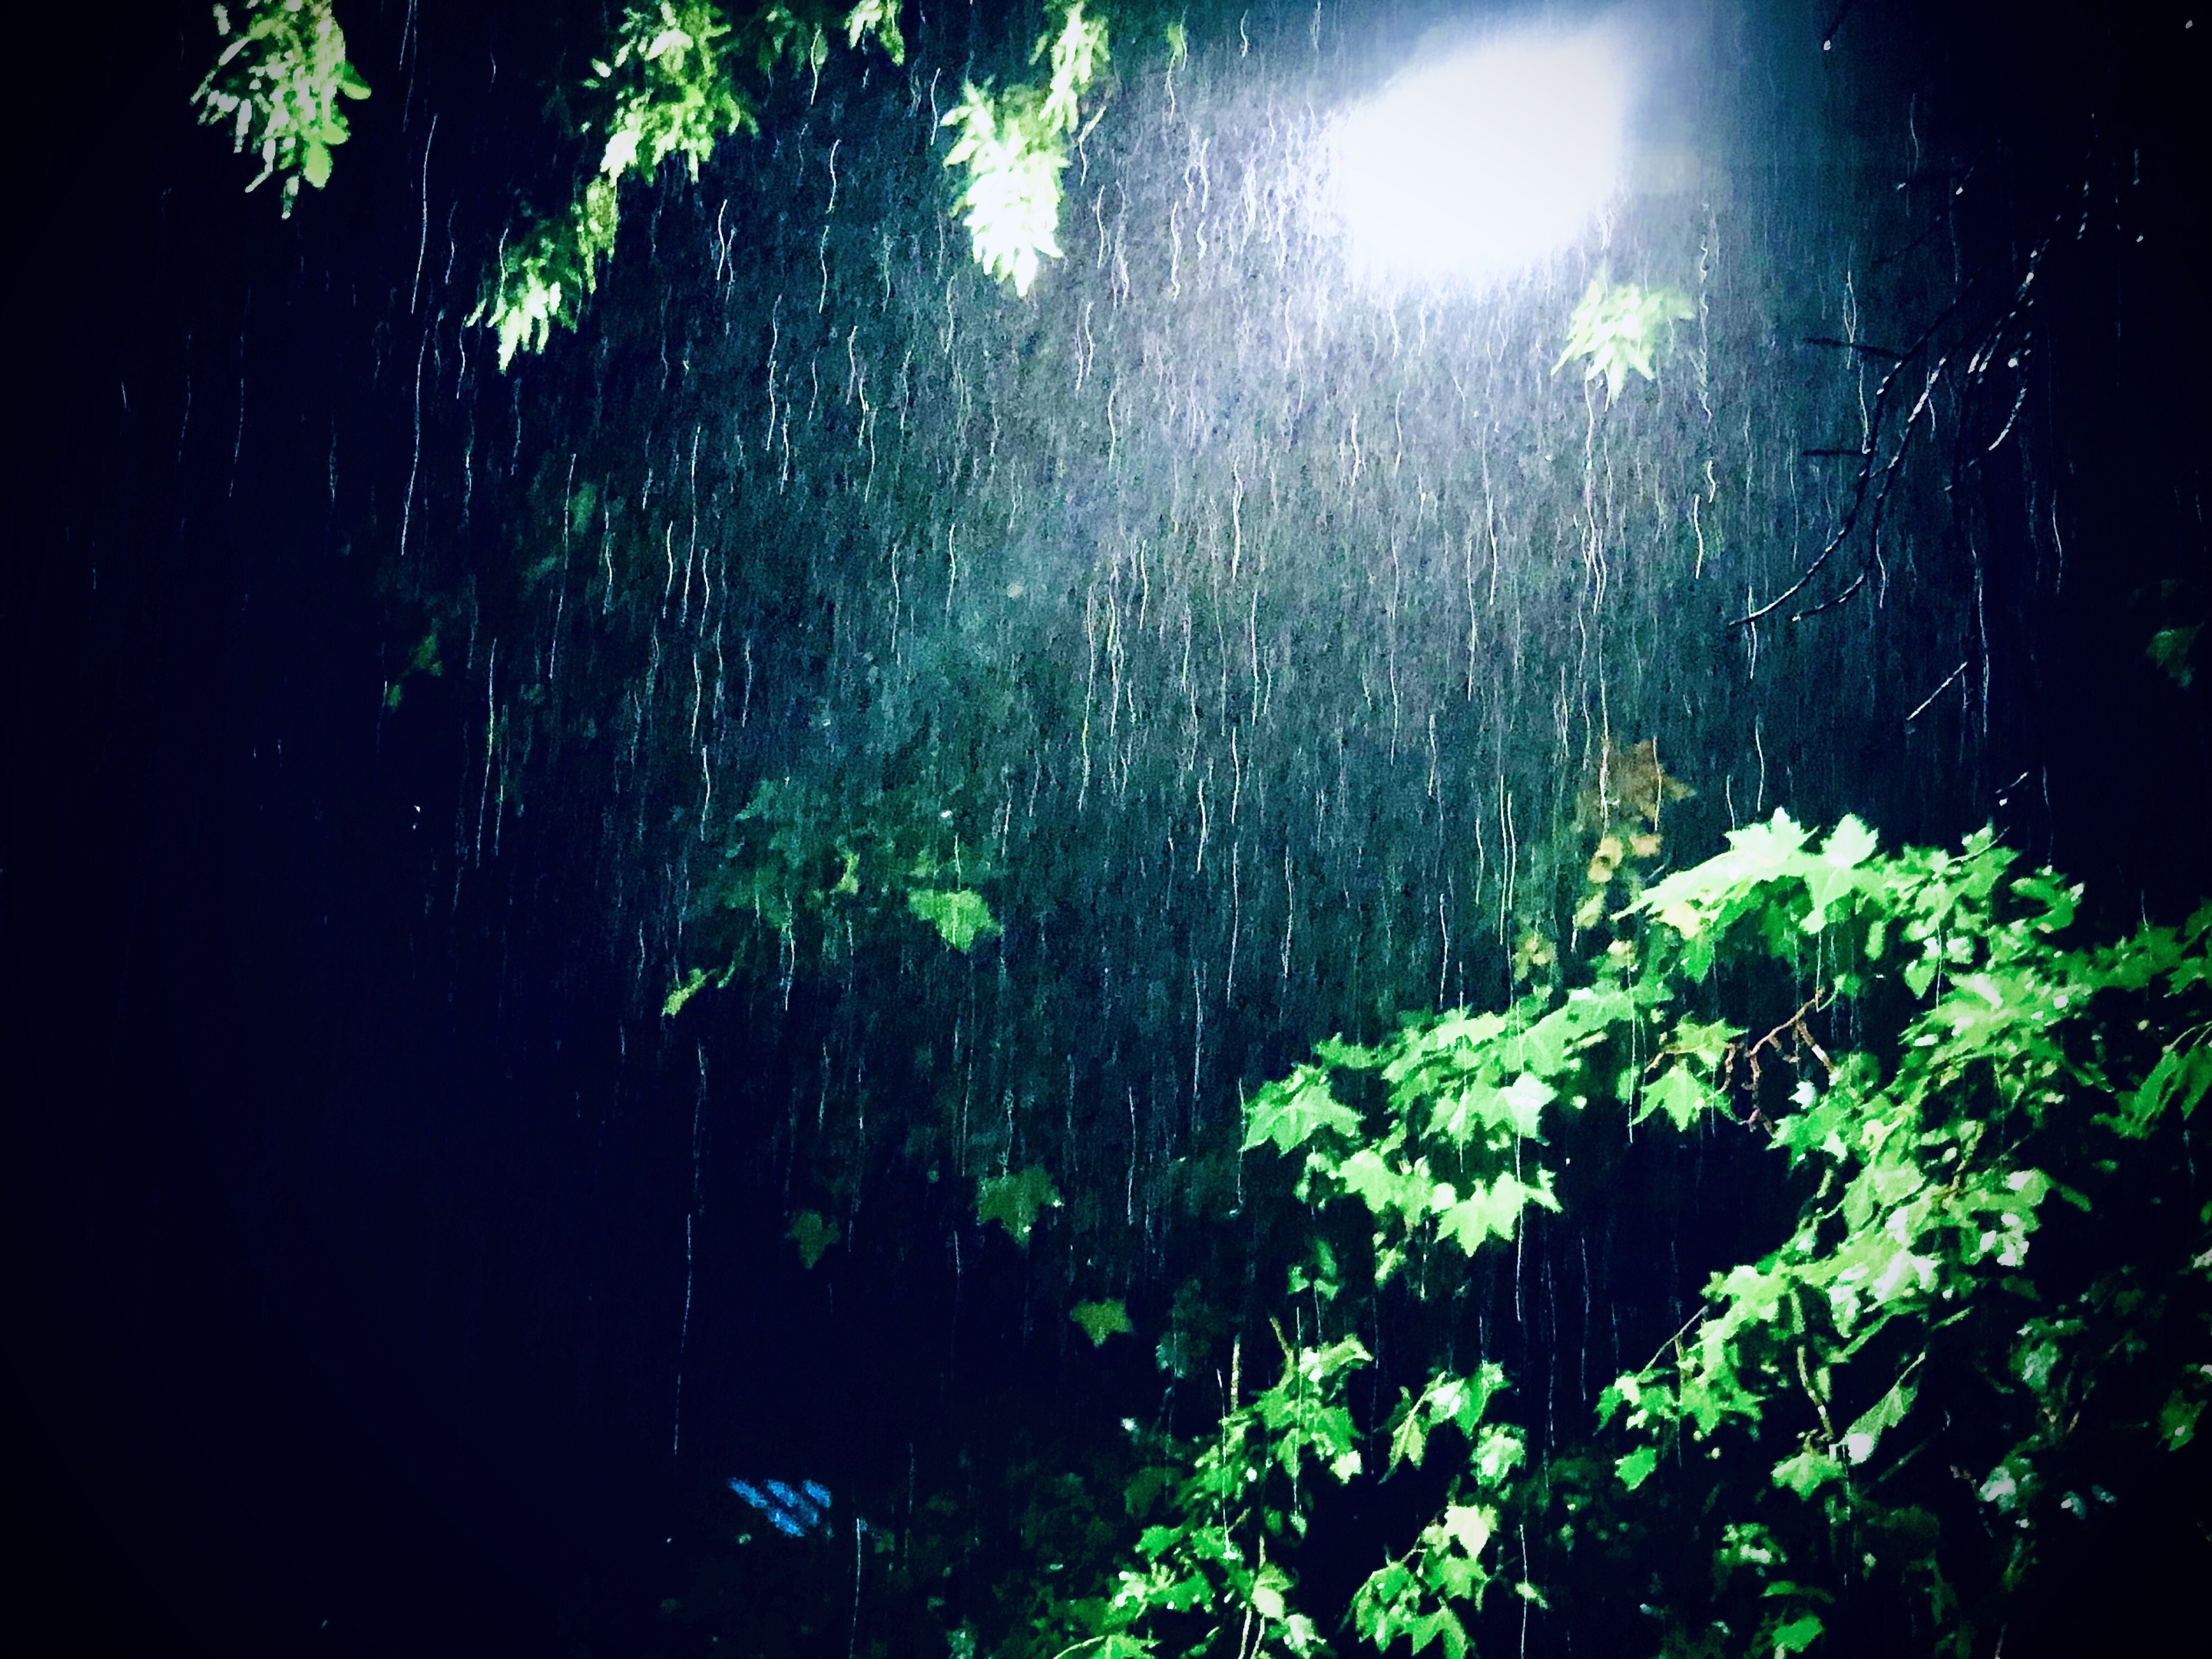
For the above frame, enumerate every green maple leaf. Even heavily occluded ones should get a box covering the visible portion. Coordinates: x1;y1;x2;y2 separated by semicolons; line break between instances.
978;1166;1061;1245
1638;1064;1716;1131
1070;1298;1134;1345
1242;1062;1363;1154
908;886;1001;951
1615;1445;1659;1490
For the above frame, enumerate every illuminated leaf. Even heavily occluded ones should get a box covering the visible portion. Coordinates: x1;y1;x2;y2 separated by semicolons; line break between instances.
1839;1371;1917;1465
1071;1298;1134;1346
1639;1064;1716;1131
844;0;906;61
1769;1612;1824;1654
474;0;909;364
2160;1389;2204;1450
907;886;1001;951
663;966;709;1016
940;1;1108;294
2148;624;2200;687
191;0;368;214
979;1166;1061;1245
1435;1171;1559;1254
1554;276;1696;401
1498;1071;1556;1136
1771;1446;1844;1498
1243;1064;1363;1153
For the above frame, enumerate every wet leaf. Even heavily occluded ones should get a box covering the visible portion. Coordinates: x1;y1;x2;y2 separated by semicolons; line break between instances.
979;1167;1061;1245
1071;1298;1134;1346
789;1209;839;1268
908;886;1001;951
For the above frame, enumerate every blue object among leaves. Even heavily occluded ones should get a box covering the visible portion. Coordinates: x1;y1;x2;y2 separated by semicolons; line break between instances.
729;1477;833;1537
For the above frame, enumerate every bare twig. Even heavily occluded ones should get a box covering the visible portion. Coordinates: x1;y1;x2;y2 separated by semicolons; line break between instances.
1906;659;1970;724
1802;336;1902;362
1732;280;1982;628
1718;987;1836;1116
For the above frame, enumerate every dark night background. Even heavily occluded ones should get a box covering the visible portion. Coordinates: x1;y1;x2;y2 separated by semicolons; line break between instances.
6;1;2208;1655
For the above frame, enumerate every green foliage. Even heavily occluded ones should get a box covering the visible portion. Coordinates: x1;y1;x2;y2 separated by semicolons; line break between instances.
1059;1330;1374;1659
1163;19;1187;72
1071;1299;1136;1346
1501;737;1695;986
1554;274;1696;402
378;621;447;712
2147;624;2200;687
789;1207;840;1267
591;0;760;181
909;886;1003;952
1038;813;2212;1657
473;1;905;366
2144;574;2208;689
980;1166;1063;1246
227;0;1102;352
472;169;621;370
940;0;1110;296
662;965;712;1016
668;777;1000;1012
841;0;905;62
191;0;369;215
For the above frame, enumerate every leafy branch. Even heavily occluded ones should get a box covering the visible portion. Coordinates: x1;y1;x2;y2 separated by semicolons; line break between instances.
940;0;1111;296
194;0;1117;349
1055;812;2211;1657
664;777;999;1015
1062;1329;1373;1659
190;0;370;215
472;0;906;368
1553;275;1695;402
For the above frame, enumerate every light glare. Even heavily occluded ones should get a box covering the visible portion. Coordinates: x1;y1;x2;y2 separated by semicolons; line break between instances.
1324;27;1628;286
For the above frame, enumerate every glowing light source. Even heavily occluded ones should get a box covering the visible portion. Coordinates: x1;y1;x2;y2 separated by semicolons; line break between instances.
1323;25;1628;287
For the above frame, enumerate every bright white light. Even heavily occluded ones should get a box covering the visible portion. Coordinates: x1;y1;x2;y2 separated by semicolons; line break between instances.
1323;25;1628;287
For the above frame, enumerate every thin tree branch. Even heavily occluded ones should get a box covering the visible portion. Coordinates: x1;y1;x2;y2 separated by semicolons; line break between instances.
1906;660;1970;724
